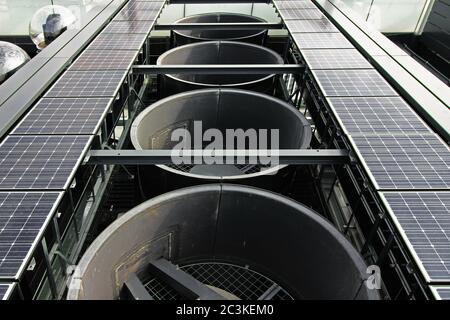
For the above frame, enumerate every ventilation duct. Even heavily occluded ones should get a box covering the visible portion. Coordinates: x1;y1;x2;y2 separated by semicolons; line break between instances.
173;13;267;46
68;184;379;300
157;41;283;95
130;88;311;195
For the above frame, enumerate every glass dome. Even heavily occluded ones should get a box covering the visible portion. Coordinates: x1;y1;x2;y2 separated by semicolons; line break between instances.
0;41;30;85
29;5;77;50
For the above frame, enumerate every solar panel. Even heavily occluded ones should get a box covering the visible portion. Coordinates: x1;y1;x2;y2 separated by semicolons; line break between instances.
0;283;15;299
279;8;326;20
327;97;432;135
0;192;62;279
351;134;450;190
69;50;139;71
381;192;450;282
431;286;450;299
285;19;339;33
293;32;354;49
44;71;126;98
114;9;160;21
11;98;113;135
312;69;398;97
275;0;319;9
123;1;163;11
0;136;92;190
88;33;146;50
102;21;154;34
301;49;373;69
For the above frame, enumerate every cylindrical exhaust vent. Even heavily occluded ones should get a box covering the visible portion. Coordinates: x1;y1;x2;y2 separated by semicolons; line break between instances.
130;88;311;195
157;41;283;96
173;13;267;46
68;184;379;300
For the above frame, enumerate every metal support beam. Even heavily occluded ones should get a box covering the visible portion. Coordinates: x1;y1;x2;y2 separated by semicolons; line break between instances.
132;64;305;75
155;23;284;30
122;273;154;300
258;284;282;300
148;258;226;300
87;149;350;165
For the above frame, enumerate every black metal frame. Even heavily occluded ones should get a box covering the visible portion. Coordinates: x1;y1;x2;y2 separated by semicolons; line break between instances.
87;149;349;165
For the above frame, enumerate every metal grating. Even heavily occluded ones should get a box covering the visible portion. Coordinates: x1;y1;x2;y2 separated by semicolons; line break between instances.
144;262;294;300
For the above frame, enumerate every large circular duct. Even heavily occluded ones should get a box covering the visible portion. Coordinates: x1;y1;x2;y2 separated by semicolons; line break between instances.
67;184;379;300
157;41;284;95
0;41;30;85
173;13;267;46
130;88;311;194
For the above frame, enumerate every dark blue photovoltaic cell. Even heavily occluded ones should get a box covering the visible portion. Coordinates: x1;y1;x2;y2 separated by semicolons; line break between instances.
0;283;15;299
302;49;372;69
0;192;62;279
327;97;432;135
312;69;398;96
11;98;112;135
352;134;450;190
431;286;450;300
382;192;450;282
44;71;126;98
0;136;92;190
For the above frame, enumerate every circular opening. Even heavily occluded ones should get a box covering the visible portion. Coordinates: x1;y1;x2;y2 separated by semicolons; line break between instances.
130;88;312;180
68;184;379;300
174;13;267;42
157;41;284;88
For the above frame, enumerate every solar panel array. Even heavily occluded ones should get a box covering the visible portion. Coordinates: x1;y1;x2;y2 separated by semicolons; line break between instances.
430;286;450;300
381;193;450;282
274;0;450;291
327;97;432;136
12;98;113;135
0;283;15;300
301;49;372;69
0;0;165;282
69;50;139;71
0;192;62;279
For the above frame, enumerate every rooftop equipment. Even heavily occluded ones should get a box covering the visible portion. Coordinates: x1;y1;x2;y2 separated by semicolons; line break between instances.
68;184;379;300
157;41;283;95
173;13;267;46
130;88;311;195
